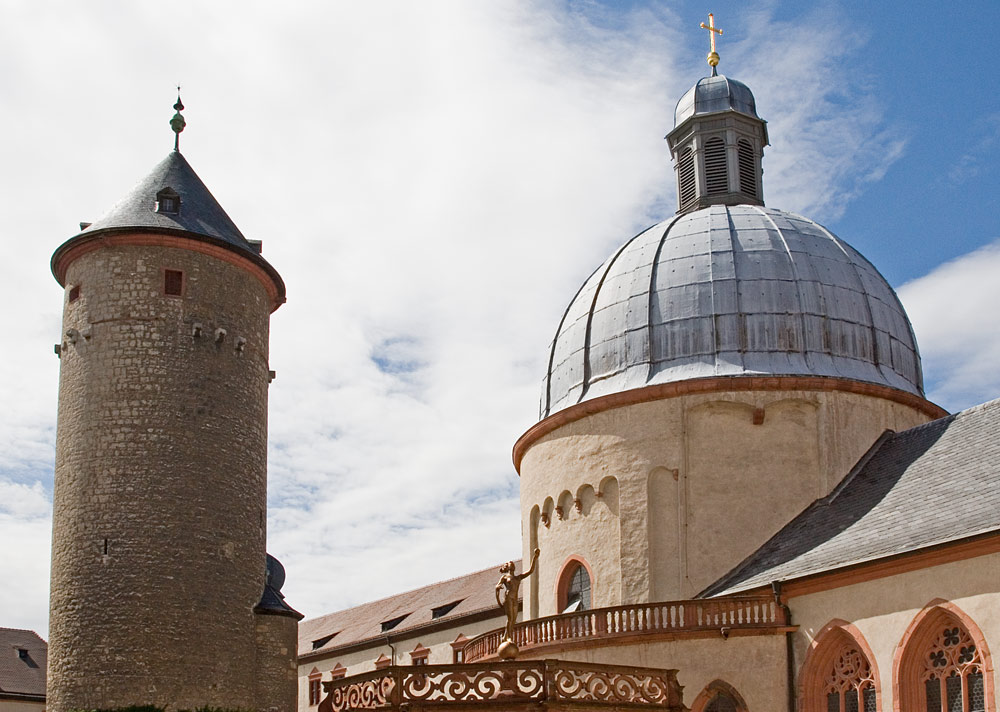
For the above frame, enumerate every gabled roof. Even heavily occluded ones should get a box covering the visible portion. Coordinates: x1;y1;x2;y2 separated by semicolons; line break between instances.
705;398;1000;596
299;562;515;659
0;628;46;699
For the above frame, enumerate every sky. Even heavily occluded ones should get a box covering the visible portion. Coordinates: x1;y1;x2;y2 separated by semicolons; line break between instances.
2;0;999;638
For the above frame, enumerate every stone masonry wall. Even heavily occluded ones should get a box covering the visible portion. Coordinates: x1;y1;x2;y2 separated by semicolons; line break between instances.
255;612;300;712
49;239;273;711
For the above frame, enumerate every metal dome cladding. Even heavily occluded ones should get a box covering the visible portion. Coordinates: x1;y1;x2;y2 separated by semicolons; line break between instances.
540;204;923;419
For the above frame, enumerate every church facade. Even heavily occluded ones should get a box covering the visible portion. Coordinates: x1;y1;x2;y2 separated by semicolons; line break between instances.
297;52;1000;712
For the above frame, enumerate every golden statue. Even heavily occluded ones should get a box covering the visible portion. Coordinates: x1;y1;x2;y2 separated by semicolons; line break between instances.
495;548;540;660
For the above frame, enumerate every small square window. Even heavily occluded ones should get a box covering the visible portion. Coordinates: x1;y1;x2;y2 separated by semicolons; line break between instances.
164;269;184;297
68;285;81;302
155;187;181;214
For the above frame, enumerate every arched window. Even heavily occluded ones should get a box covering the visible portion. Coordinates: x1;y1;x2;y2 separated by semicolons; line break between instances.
704;137;728;195
922;625;984;712
557;558;592;613
824;646;877;712
678;147;696;207
896;604;992;712
692;680;748;712
800;621;881;712
738;139;757;199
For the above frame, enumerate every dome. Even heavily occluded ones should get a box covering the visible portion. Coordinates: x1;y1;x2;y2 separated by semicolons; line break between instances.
674;74;759;127
540;204;923;419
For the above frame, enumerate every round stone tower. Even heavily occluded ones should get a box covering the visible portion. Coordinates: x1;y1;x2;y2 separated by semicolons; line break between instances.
47;103;295;711
515;64;947;619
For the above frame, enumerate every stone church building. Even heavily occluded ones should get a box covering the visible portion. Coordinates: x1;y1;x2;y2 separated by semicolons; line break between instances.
295;54;1000;712
45;36;998;712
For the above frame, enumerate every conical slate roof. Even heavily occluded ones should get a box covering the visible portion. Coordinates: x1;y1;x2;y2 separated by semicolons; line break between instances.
52;151;285;306
69;151;252;250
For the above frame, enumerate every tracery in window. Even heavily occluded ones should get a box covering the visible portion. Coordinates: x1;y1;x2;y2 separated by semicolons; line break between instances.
799;621;881;712
919;625;985;712
824;646;877;712
896;604;992;712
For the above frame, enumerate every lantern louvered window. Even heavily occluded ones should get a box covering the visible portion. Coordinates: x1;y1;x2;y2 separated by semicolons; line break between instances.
678;147;696;207
738;139;757;199
704;137;728;195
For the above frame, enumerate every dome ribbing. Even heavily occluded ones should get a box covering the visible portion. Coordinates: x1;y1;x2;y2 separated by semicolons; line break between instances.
540;205;923;419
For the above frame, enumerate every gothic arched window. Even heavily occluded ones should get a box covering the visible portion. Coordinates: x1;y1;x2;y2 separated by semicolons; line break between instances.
896;605;991;712
799;622;881;712
692;680;748;712
920;625;985;712
704;137;728;195
824;646;877;712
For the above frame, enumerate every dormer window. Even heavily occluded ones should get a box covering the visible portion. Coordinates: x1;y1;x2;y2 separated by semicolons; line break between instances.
381;614;408;632
155;187;180;214
431;600;463;619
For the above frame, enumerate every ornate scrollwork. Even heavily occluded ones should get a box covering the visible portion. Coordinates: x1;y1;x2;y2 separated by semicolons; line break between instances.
321;661;681;711
400;666;544;702
551;665;673;704
327;673;394;711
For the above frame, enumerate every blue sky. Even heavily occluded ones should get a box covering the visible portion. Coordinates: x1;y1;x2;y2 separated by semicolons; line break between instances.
1;1;999;637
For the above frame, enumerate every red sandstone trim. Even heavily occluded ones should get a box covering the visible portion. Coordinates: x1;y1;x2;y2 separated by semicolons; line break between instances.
892;600;996;712
690;679;750;712
775;533;1000;599
555;555;597;613
798;619;882;712
513;377;948;472
52;230;286;312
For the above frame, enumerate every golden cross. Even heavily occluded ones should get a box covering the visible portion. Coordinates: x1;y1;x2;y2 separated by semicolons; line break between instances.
700;13;723;67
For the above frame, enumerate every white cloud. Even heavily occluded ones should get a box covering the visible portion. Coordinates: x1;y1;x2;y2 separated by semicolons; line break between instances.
898;239;1000;412
0;481;51;633
0;1;926;635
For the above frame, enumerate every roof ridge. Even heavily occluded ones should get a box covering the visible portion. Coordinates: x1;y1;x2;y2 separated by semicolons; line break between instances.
818;429;895;506
301;560;516;625
0;627;43;636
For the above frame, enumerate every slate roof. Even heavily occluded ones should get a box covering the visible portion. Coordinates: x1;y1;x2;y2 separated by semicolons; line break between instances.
51;150;285;304
705;398;1000;596
70;151;251;249
299;562;515;659
0;628;46;700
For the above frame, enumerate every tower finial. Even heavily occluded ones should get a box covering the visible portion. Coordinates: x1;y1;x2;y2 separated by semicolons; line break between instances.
700;13;723;76
170;87;186;152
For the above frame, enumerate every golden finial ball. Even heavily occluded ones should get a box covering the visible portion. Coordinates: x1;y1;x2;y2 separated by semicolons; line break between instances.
707;51;720;67
497;640;519;660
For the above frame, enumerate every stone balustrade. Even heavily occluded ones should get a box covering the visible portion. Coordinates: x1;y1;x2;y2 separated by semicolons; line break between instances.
463;594;784;662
